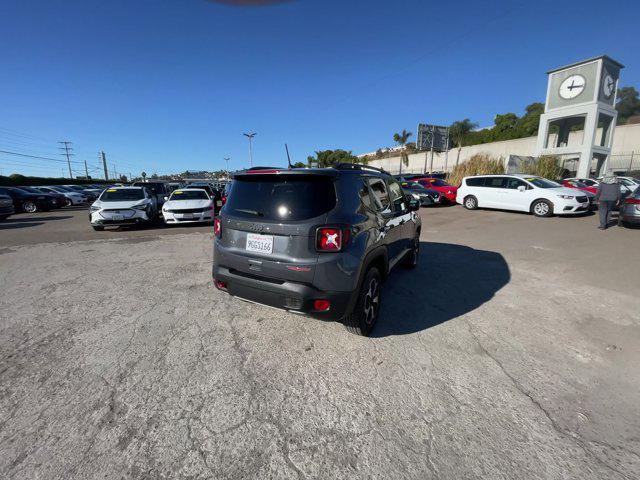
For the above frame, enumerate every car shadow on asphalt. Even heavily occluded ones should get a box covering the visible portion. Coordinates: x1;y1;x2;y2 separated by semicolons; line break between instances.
0;221;45;230
372;242;510;337
3;215;73;223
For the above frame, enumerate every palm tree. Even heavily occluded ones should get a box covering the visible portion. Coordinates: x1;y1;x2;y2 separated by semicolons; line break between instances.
449;119;478;167
393;129;413;174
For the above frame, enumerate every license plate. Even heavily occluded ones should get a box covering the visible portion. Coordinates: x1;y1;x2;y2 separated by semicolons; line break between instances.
112;215;124;220
216;201;222;207
181;213;195;219
246;233;274;254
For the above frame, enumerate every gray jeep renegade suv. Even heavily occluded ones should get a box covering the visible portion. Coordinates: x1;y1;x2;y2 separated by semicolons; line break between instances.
212;163;422;336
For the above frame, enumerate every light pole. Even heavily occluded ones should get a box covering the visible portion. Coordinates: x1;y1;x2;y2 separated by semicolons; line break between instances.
223;157;230;176
243;133;256;167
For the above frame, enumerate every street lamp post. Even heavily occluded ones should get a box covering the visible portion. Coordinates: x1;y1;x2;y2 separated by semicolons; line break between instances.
223;157;230;176
243;133;256;167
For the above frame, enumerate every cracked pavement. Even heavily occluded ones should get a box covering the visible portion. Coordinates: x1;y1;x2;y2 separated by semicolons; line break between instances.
1;207;639;479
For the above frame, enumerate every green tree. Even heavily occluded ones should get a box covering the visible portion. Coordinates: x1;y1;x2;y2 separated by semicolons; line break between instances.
393;129;413;173
291;161;306;168
306;149;359;168
449;119;478;166
516;102;544;137
493;113;519;134
616;86;640;124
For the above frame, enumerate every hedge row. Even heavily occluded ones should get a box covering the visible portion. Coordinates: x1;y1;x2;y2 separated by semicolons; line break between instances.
0;174;112;187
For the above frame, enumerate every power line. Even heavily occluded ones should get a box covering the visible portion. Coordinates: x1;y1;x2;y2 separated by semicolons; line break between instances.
0;126;57;143
0;148;75;164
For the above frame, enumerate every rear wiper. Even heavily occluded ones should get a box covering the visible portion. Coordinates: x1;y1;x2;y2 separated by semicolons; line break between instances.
235;208;264;216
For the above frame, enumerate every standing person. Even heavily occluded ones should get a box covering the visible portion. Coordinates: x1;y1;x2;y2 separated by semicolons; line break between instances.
595;175;621;230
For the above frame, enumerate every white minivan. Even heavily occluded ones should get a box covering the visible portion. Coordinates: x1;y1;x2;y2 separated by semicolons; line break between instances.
456;174;590;217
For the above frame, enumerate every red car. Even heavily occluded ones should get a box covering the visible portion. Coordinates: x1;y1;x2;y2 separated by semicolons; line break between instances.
561;179;597;195
413;177;458;203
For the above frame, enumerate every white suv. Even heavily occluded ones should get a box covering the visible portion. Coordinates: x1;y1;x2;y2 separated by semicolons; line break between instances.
89;186;158;231
456;174;590;217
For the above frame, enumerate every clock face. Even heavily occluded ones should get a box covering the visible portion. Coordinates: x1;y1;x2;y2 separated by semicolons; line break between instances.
559;74;586;100
603;74;615;98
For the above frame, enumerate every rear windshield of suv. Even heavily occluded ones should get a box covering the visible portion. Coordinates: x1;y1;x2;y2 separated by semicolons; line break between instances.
226;175;336;221
100;188;145;201
133;182;165;194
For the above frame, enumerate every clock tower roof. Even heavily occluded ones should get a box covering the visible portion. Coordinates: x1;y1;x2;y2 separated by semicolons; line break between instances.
547;55;624;74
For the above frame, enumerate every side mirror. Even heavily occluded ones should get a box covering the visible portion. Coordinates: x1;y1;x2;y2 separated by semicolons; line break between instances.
517;186;526;192
408;198;420;211
163;196;168;201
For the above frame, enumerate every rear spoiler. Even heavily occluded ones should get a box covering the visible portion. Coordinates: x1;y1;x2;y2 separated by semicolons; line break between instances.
233;168;338;179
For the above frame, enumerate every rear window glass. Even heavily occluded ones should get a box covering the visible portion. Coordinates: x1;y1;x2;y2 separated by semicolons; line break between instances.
486;177;506;188
133;182;165;194
170;190;209;200
422;179;449;187
225;175;336;221
465;177;485;187
100;189;145;201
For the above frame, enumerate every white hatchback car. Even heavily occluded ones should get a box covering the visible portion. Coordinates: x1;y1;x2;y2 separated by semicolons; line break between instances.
90;186;158;230
162;188;215;225
456;174;590;217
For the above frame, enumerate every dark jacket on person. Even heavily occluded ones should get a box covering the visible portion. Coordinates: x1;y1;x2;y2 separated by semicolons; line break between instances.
595;182;620;203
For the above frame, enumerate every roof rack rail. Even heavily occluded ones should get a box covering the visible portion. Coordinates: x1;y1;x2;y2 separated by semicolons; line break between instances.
333;163;390;175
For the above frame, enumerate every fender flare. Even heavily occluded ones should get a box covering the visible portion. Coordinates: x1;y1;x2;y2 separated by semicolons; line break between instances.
344;246;388;316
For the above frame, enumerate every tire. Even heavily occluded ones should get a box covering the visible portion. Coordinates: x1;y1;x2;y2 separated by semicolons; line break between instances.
401;233;420;269
22;201;38;213
463;195;478;210
531;199;553;217
342;267;382;336
92;225;104;231
64;198;73;207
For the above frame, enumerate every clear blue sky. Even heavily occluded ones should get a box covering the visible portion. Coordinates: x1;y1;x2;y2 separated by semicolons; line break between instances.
1;0;638;178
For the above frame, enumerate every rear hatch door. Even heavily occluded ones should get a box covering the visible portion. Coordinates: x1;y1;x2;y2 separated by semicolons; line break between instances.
219;171;337;283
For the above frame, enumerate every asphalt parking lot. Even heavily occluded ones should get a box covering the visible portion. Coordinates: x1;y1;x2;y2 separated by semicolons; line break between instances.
1;206;639;479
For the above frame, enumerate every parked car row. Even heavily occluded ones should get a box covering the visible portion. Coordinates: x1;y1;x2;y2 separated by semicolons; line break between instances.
89;181;225;230
0;183;113;221
394;175;459;206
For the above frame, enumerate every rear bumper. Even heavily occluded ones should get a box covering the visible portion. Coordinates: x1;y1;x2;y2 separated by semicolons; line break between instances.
213;265;353;321
620;209;640;223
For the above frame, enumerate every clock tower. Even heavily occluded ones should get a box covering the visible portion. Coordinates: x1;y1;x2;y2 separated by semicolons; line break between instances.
535;56;624;178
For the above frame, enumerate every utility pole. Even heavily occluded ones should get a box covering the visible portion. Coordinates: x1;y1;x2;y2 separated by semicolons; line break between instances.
58;141;73;178
100;151;109;180
428;125;435;174
243;133;256;167
444;127;450;172
84;159;89;179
